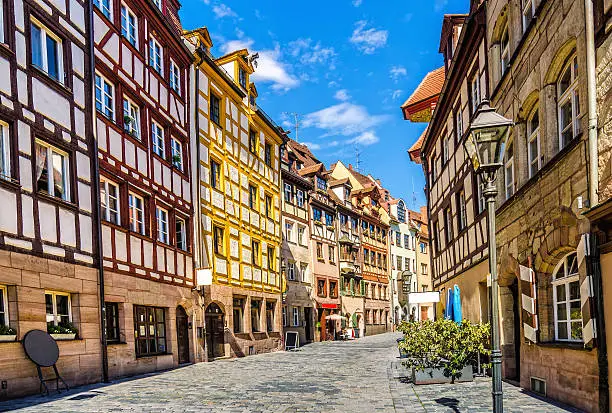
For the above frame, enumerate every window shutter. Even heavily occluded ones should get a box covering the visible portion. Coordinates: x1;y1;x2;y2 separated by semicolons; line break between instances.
519;264;538;343
578;234;596;348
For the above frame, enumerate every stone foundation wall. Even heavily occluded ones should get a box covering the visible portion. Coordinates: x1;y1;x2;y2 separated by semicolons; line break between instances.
0;251;102;399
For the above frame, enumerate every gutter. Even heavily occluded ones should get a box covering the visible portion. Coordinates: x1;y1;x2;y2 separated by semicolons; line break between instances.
88;0;109;383
584;0;599;207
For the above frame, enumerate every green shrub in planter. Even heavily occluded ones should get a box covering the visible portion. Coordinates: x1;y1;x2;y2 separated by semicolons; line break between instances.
398;319;490;383
0;324;16;335
47;322;79;335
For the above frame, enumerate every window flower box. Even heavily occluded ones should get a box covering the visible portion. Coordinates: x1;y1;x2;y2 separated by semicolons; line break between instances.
326;225;335;231
0;325;16;342
51;333;76;341
47;322;78;341
314;220;323;226
0;335;16;342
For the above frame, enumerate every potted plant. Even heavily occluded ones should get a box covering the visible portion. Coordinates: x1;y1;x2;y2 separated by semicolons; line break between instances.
398;319;490;384
0;325;16;342
48;322;78;340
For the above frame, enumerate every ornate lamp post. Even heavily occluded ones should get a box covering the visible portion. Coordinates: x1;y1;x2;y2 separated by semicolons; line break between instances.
463;100;513;413
401;270;413;321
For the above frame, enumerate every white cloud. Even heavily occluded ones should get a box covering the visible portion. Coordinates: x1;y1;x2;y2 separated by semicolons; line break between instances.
288;38;336;67
301;142;322;151
302;102;388;136
390;65;407;82
349;131;379;146
352;0;363;6
221;39;299;92
434;0;448;11
392;89;403;100
212;3;237;18
334;89;350;101
349;20;388;54
328;80;339;88
202;0;210;4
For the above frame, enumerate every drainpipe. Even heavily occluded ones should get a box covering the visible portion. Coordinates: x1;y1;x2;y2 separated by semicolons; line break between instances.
88;0;109;383
584;0;598;207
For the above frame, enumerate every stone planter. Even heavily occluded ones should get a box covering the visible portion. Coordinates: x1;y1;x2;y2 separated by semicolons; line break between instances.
412;365;474;385
0;335;16;342
51;333;76;341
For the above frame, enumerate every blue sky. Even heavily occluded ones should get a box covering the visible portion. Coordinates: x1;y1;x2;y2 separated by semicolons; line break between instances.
179;0;466;210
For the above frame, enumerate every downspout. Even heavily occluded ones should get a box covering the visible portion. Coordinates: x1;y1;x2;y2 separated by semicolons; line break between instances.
88;0;109;383
584;0;599;207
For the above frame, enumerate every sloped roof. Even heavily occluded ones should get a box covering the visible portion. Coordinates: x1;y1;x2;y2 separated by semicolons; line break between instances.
328;177;351;187
287;139;320;167
401;67;445;109
407;126;428;164
298;163;325;177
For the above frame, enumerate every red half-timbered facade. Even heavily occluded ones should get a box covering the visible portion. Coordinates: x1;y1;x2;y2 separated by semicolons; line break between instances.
92;0;200;376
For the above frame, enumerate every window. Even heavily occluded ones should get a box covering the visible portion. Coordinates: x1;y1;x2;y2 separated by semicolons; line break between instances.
35;140;69;201
297;225;305;245
442;135;449;165
239;67;247;89
475;174;486;214
266;302;275;332
300;263;308;282
457;190;467;231
94;0;111;19
45;291;71;326
171;138;183;170
432;221;440;253
421;263;427;275
397;201;406;222
317;279;326;297
0;0;3;43
405;257;410;270
553;252;582;342
265;194;272;218
128;192;144;234
210;93;221;126
264;142;272;167
0;122;10;180
134;306;166;356
282;306;287;327
31;19;63;82
0;286;7;326
105;302;120;343
344;187;351;200
123;97;140;139
455;106;463;141
148;38;163;74
267;246;275;271
95;73;114;119
522;0;535;32
152;0;161;9
285;222;293;242
396;256;402;271
470;71;480;114
527;107;541;177
420;242;427;254
151;121;164;157
292;307;299;327
211;160;222;190
284;183;293;203
313;208;322;223
156;207;168;243
233;298;244;333
500;24;510;76
328;246;335;264
120;5;137;47
251;240;260;266
404;234;410;249
100;178;120;225
558;54;580;149
504;141;515;199
176;217;186;250
351;217;358;230
443;206;453;244
329;281;338;298
249;129;257;154
287;261;295;281
325;212;334;226
213;225;224;255
296;189;304;207
251;300;260;332
316;242;323;261
169;61;180;94
249;184;258;209
317;177;327;191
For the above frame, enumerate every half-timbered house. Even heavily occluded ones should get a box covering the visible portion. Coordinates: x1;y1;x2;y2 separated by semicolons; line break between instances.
92;0;199;376
0;0;101;397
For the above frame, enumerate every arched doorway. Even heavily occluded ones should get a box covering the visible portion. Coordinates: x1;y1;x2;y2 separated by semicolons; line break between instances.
205;303;225;359
176;306;190;364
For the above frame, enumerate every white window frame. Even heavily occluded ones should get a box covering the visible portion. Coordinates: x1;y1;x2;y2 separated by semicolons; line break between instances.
128;192;144;234
176;216;186;251
152;0;161;9
0;121;11;180
151;120;164;157
45;291;72;326
35;139;70;201
0;0;5;44
297;225;305;245
287;261;295;281
169;60;180;94
120;4;138;47
285;221;294;243
552;252;582;342
171;137;183;170
101;178;120;225
292;307;299;327
442;136;449;165
500;24;510;76
123;96;140;139
455;108;463;141
470;72;480;114
149;37;163;75
30;18;64;83
0;285;8;326
522;0;535;32
284;183;293;203
558;55;580;150
504;142;515;200
300;263;308;282
458;190;467;230
527;107;541;177
95;73;114;120
156;206;168;244
94;0;112;19
296;189;304;207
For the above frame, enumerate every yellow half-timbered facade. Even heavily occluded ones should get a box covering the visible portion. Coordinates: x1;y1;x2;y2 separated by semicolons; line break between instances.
185;29;285;359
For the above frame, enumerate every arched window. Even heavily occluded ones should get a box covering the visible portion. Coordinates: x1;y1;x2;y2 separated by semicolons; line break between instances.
558;54;580;149
500;24;510;76
504;140;514;199
527;106;541;177
552;252;582;342
397;200;406;223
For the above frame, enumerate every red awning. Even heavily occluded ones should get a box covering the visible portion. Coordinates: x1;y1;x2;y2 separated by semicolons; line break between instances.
321;303;338;309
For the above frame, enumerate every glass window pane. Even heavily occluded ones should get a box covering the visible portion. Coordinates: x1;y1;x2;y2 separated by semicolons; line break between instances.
36;143;49;194
557;303;568;320
56;295;69;317
157;322;165;338
157;338;166;353
148;338;156;353
46;36;59;80
556;284;566;302
31;24;42;68
137;338;147;354
559;66;571;95
571;321;583;340
557;322;568;339
45;293;54;323
52;151;66;199
569;281;580;300
570;300;582;320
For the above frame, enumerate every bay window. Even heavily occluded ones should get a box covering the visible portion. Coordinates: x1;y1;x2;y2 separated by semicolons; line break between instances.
35;140;70;201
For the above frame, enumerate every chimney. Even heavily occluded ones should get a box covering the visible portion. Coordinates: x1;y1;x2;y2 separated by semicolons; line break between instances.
348;164;353;171
420;206;428;220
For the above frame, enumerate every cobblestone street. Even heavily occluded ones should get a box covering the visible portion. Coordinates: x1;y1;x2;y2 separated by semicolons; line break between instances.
0;333;581;412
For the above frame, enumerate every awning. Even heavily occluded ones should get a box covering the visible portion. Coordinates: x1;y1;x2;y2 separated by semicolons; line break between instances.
325;314;347;321
321;303;338;309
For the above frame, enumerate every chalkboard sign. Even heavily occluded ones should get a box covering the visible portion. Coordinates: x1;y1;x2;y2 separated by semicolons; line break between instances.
285;331;299;350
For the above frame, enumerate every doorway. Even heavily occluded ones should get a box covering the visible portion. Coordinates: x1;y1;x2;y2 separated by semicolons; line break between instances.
176;306;190;364
421;306;429;321
205;303;225;359
304;307;313;342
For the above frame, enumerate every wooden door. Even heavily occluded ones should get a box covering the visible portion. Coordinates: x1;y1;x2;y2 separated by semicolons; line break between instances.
176;306;190;364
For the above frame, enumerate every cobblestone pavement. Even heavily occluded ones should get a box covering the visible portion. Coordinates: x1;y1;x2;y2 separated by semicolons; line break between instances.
0;333;582;412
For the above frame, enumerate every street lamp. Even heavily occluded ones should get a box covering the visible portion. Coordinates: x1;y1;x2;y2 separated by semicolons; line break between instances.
463;100;512;413
401;270;414;321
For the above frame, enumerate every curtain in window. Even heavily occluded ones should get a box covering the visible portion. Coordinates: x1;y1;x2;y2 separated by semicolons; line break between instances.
35;142;48;193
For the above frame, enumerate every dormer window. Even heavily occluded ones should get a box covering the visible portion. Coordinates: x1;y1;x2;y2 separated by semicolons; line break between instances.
344;187;350;200
317;177;327;191
239;67;247;89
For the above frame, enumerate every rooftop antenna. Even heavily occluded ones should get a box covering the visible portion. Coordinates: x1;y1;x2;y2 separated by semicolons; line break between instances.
411;177;417;210
283;112;301;142
355;147;362;173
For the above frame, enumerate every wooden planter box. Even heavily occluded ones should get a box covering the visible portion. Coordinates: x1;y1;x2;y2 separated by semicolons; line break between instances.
0;335;16;342
51;333;76;341
412;365;474;385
